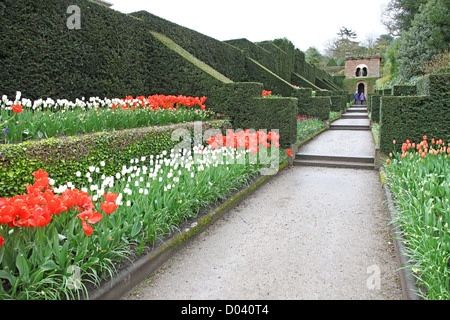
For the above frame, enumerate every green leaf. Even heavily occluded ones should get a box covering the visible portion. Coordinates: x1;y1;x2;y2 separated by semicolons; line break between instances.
29;269;45;285
16;254;30;280
131;219;142;238
40;260;60;271
0;270;16;286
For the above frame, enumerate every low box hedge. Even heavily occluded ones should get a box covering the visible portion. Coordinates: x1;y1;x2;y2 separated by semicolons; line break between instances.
0;121;230;198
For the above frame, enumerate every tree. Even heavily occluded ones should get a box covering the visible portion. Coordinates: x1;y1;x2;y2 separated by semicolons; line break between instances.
305;47;323;65
337;27;357;40
382;0;428;36
395;0;450;79
324;37;364;61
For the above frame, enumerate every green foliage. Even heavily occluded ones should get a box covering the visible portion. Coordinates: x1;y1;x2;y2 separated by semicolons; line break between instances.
329;95;347;113
297;117;326;141
384;145;450;300
295;88;313;117
379;96;429;153
382;0;428;36
0;107;213;144
395;0;450;79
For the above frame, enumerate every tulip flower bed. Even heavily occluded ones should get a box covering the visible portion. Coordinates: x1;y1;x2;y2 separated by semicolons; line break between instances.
0;130;284;300
297;115;326;141
0;93;212;144
384;136;450;300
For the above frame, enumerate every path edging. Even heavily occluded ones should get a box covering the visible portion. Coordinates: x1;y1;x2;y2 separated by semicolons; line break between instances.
379;166;422;300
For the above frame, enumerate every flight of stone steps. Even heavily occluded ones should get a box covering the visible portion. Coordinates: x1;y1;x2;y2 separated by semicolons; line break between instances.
294;103;375;170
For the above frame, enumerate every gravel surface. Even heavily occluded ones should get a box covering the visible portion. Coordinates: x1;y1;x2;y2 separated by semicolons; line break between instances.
299;130;375;157
124;165;403;300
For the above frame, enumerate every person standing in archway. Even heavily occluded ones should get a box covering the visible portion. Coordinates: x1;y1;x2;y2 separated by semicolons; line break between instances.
360;92;365;105
353;91;359;105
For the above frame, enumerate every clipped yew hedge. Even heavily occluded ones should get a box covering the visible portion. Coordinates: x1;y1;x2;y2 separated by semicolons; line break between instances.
247;97;298;148
370;95;382;123
379;73;449;153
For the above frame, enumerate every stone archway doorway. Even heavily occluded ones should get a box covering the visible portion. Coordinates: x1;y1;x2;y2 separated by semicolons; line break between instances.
358;83;365;95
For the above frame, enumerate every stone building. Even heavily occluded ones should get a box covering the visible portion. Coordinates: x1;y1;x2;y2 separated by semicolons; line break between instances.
344;56;382;97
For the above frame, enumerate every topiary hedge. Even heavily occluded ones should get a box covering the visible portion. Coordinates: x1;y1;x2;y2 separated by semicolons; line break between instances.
130;11;247;83
379;73;449;153
392;85;417;96
310;97;331;121
369;95;382;123
295;88;313;116
212;82;298;147
247;97;298;148
330;95;347;113
379;96;430;153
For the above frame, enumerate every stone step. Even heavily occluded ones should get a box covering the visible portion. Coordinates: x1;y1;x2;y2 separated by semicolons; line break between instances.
294;159;375;170
341;113;369;119
329;124;370;131
346;107;367;113
294;153;375;170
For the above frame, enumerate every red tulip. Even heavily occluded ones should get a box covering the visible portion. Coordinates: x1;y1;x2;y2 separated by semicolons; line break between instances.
287;149;293;157
0;236;4;248
30;207;52;227
76;209;103;236
103;192;118;203
11;104;23;113
101;201;118;215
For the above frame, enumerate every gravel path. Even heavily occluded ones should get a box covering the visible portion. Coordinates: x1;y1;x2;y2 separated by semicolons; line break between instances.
124;165;402;300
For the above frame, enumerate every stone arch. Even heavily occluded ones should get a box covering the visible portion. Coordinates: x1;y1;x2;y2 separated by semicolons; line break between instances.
357;81;367;99
355;64;368;77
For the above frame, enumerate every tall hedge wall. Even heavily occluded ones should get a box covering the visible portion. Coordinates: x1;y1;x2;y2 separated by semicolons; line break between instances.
131;10;247;83
379;73;449;153
0;0;229;102
310;97;332;121
380;96;433;153
296;88;313;116
213;82;298;147
0;0;151;100
330;95;347;113
369;95;381;123
246;97;298;148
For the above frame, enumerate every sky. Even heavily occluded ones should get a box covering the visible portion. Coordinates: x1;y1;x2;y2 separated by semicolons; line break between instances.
109;0;390;54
